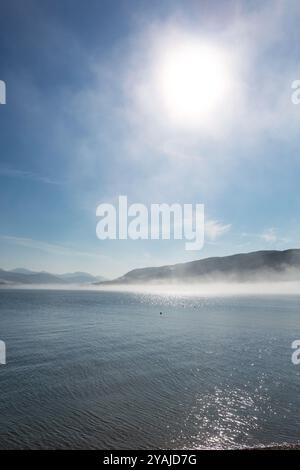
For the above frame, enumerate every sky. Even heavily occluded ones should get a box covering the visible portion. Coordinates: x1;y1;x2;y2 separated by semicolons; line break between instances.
1;0;300;278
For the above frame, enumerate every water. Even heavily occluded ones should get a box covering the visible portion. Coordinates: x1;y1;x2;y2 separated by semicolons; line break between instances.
0;288;300;449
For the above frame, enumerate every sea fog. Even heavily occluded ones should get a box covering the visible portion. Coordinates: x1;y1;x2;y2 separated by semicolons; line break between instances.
2;280;300;297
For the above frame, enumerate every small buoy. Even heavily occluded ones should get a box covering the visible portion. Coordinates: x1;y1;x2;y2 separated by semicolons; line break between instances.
160;311;163;315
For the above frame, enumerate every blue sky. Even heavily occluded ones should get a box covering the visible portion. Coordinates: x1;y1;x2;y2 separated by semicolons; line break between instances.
1;0;300;278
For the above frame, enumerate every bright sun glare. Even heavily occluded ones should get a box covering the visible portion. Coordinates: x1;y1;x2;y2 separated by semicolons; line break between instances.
156;39;234;128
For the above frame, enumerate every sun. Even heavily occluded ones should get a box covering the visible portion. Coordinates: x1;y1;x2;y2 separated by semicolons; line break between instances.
156;38;234;129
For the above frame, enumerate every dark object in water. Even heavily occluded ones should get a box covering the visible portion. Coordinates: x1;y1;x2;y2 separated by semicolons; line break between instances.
160;312;162;315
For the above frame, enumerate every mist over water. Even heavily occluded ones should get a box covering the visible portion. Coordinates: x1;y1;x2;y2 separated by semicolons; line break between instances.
1;288;300;449
93;280;300;297
3;278;300;298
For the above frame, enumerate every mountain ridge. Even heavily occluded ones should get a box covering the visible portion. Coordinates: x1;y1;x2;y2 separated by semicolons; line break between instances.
0;269;106;285
99;249;300;285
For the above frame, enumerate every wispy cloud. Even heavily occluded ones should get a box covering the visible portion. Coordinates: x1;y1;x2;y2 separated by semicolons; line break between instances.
259;228;290;244
205;220;231;242
0;167;65;185
0;235;107;260
242;228;290;245
260;227;278;243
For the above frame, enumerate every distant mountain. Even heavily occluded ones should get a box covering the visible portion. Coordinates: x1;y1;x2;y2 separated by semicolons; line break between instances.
10;268;38;275
101;249;300;285
0;269;106;285
57;272;106;283
0;269;64;285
